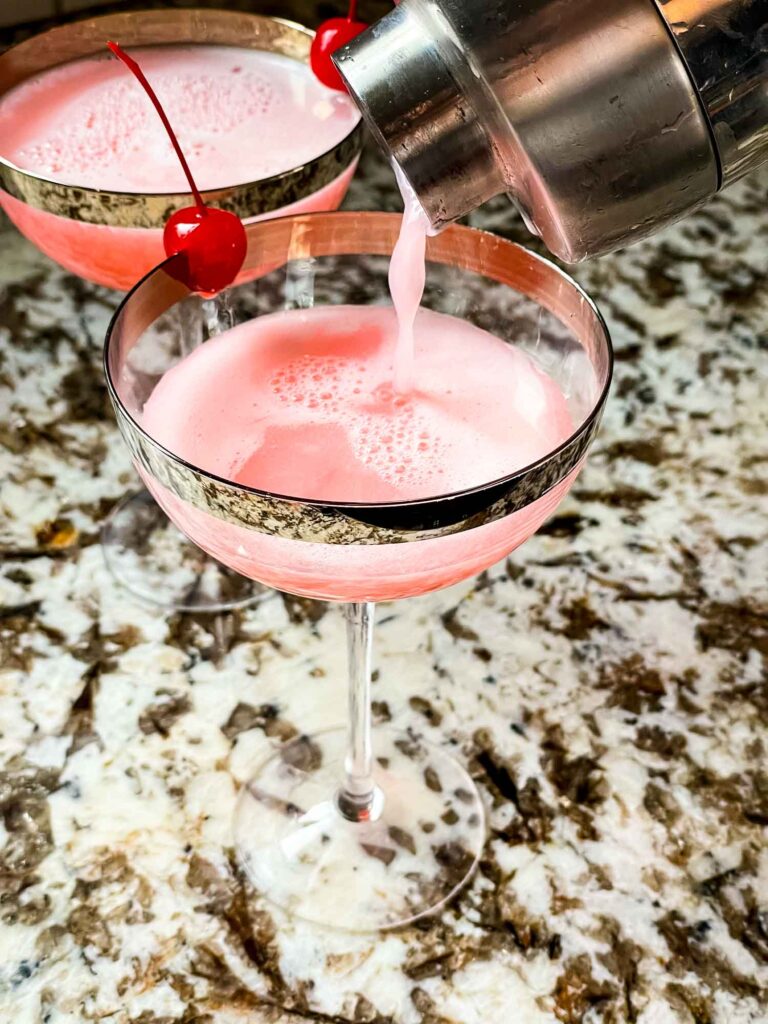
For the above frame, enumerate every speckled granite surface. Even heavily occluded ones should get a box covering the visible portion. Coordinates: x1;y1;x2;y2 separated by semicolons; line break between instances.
1;84;767;1024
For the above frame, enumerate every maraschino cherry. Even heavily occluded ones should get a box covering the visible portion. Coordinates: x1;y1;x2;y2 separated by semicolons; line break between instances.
310;0;368;92
107;42;246;295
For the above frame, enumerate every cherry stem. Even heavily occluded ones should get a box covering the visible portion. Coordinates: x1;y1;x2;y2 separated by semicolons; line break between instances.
347;0;358;22
107;41;206;214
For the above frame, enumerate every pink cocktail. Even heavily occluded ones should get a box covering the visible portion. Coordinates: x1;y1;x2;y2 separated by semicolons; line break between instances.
0;10;362;291
105;211;612;932
0;9;363;614
141;303;580;602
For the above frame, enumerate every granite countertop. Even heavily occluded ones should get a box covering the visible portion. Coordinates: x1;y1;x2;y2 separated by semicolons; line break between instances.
1;89;767;1024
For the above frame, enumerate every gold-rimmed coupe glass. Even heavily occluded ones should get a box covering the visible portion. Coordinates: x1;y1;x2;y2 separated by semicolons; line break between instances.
0;8;364;612
104;211;613;931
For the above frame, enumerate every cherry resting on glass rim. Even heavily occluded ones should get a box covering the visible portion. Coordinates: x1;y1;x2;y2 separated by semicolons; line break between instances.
107;42;246;294
162;206;246;295
310;0;368;91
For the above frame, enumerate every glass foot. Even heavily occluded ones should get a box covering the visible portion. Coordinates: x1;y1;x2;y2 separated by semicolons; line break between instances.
101;490;269;613
234;726;485;932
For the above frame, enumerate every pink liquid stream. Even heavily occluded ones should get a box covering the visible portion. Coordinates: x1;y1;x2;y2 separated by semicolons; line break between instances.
388;168;427;394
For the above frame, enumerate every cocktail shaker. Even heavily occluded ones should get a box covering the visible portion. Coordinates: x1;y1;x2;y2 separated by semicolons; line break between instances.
334;0;768;261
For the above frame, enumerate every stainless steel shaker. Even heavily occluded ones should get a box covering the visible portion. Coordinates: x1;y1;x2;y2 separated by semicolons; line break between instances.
334;0;768;261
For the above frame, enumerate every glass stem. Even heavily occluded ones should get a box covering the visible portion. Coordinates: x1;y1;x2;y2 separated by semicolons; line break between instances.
336;602;381;823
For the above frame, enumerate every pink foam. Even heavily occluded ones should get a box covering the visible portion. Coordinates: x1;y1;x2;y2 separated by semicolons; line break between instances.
0;45;359;289
1;46;359;191
140;304;578;601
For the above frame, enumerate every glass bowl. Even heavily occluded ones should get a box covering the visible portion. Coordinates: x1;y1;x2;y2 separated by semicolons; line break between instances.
104;210;612;931
0;8;363;292
106;211;612;604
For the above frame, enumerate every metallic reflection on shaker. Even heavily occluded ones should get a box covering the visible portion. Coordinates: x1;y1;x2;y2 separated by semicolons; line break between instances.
334;0;767;262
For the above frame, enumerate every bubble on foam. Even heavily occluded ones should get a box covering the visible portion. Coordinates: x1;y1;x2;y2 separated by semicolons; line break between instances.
349;401;449;492
267;352;448;494
16;66;280;182
159;71;277;134
270;353;368;417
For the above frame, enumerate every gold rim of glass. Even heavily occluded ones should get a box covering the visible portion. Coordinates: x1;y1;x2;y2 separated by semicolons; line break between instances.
104;211;614;544
0;8;364;228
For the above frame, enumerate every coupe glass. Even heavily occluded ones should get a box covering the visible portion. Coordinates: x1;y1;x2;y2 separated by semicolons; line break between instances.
104;212;612;931
0;8;363;612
